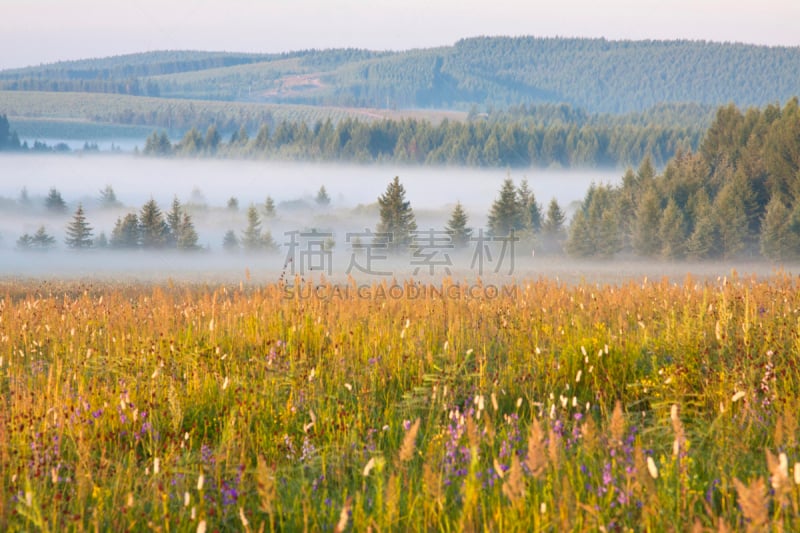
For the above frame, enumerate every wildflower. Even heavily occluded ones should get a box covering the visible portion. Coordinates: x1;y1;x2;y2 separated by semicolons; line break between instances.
222;376;229;390
184;492;190;506
363;457;376;477
794;463;800;485
575;370;582;383
334;498;351;533
344;383;352;391
731;391;746;403
646;456;658;479
197;474;204;491
197;520;207;533
239;507;249;528
399;418;421;463
154;457;160;475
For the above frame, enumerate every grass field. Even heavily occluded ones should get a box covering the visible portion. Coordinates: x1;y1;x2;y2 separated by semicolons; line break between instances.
1;273;799;531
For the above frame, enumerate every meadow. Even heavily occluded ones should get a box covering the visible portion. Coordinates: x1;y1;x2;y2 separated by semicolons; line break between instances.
1;273;799;531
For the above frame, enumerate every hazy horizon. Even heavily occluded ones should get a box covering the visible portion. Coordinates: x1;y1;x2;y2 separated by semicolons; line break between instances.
2;0;799;70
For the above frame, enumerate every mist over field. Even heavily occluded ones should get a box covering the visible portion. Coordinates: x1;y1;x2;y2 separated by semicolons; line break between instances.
0;154;793;283
0;154;617;278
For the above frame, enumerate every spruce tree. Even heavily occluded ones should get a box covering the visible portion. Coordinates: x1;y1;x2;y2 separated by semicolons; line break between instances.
760;196;795;260
659;198;686;259
166;197;183;247
714;180;749;258
111;213;141;248
541;198;566;254
222;230;239;252
488;178;523;236
264;196;276;218
686;191;720;259
565;210;593;257
376;176;417;252
176;213;200;250
517;178;542;232
242;205;264;251
632;187;662;257
99;185;121;208
65;204;94;249
139;199;169;248
446;201;472;249
45;188;67;213
542;198;566;237
32;226;56;249
316;186;331;207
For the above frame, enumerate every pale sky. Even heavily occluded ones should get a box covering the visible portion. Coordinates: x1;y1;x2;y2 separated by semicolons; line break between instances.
1;0;799;70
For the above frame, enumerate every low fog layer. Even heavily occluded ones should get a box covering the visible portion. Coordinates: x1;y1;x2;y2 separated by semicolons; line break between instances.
0;154;795;283
0;154;616;211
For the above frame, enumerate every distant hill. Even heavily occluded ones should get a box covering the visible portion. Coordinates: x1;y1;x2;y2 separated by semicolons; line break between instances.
1;37;799;113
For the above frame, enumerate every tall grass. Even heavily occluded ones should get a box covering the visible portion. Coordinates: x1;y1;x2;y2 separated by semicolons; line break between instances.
1;273;799;530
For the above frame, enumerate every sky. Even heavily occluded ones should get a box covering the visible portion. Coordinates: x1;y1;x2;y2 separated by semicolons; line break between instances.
1;0;799;70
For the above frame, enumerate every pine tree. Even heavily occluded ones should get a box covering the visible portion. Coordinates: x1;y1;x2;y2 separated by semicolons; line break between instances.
540;198;566;254
517;178;542;232
542;198;566;237
176;213;200;250
376;176;417;252
95;232;108;248
65;204;94;249
242;205;264;251
204;125;220;155
111;213;140;248
45;188;67;213
264;196;276;218
18;187;31;208
446;201;472;248
99;185;121;208
139;199;169;248
222;230;239;252
686;191;720;259
760;196;796;260
565;210;593;257
32;226;56;249
488;178;523;236
227;197;239;211
166;197;183;247
316;185;331;207
714;180;749;258
659;198;687;259
632;187;662;257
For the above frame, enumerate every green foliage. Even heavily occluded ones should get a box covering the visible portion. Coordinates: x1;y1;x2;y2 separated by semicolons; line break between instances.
658;198;687;259
110;213;140;248
315;185;331;207
566;184;621;258
5;39;800;114
759;197;796;260
139;199;169;248
376;177;417;252
16;226;56;250
633;188;662;257
44;188;67;213
487;178;523;236
222;229;239;252
445;201;472;249
64;204;93;249
99;185;121;208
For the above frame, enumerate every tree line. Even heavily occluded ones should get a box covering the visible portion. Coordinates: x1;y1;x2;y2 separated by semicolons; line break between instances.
145;112;702;168
561;98;800;260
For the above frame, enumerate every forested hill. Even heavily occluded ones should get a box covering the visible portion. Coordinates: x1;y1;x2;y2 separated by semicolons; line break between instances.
2;37;799;113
